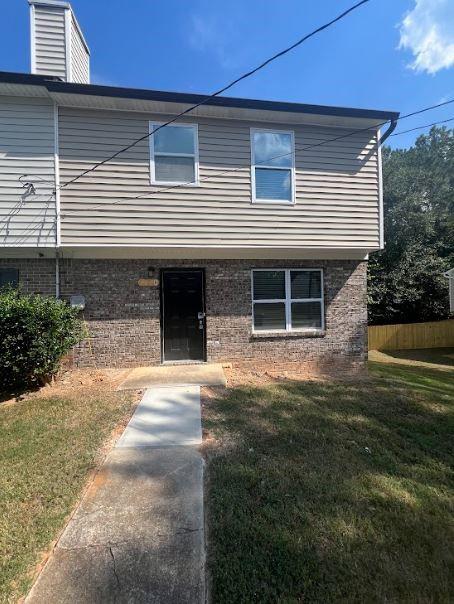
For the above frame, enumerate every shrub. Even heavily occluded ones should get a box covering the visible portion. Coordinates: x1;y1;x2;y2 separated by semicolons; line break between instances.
0;289;83;391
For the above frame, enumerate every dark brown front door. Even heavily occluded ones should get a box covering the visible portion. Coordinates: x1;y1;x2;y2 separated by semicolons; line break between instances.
161;269;205;362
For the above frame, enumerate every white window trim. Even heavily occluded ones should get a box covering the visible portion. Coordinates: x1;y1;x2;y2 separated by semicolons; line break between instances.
149;122;199;186
251;268;324;334
250;127;296;205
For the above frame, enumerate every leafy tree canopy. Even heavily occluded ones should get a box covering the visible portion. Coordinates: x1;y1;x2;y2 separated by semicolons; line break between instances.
368;126;454;325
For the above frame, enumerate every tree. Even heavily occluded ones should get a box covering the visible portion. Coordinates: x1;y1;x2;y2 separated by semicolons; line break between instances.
368;126;454;325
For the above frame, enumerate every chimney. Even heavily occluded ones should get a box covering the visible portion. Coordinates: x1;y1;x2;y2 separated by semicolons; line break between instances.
29;0;90;83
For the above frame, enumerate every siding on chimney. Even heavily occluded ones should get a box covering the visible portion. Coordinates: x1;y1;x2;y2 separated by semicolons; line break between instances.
33;5;67;79
70;13;90;83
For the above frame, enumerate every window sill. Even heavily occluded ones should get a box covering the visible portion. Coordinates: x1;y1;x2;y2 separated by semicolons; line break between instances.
150;181;200;187
251;329;325;339
251;200;295;205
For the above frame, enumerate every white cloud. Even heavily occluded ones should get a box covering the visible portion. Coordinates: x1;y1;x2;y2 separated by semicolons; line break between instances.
399;0;454;74
187;15;237;70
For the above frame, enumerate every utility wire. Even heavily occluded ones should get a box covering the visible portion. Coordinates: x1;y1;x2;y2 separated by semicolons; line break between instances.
59;98;454;218
391;116;454;137
59;0;371;190
6;98;454;234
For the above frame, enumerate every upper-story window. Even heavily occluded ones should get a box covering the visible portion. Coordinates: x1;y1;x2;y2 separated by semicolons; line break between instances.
149;123;199;185
251;129;295;204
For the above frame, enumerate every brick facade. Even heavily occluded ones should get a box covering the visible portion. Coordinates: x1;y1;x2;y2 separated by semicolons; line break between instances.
2;257;368;376
1;258;56;296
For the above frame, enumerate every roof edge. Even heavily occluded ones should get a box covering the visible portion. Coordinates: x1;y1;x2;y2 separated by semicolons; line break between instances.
0;70;399;121
28;0;71;9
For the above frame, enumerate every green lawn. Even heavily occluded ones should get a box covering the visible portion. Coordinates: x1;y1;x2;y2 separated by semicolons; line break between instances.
0;389;134;604
204;362;454;603
383;347;454;368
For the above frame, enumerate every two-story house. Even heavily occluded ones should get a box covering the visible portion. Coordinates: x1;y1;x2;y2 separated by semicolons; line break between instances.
0;0;399;375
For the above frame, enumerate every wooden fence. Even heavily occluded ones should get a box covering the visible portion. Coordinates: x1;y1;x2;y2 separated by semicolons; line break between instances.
368;319;454;351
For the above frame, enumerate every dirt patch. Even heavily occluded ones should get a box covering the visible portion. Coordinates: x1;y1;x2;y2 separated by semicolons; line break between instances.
221;365;369;388
1;367;133;406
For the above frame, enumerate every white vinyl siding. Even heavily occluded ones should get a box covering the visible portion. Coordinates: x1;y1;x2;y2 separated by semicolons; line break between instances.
252;269;324;332
149;123;199;185
0;96;56;247
58;107;380;248
251;128;295;204
70;14;90;84
33;5;67;79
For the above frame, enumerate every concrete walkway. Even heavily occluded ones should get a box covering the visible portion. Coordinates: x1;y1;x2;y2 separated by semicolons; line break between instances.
117;386;202;447
118;363;226;390
26;387;205;604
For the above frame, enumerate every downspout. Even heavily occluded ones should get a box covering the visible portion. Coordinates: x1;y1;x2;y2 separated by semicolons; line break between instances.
376;118;398;250
53;100;61;299
55;251;60;299
377;118;398;146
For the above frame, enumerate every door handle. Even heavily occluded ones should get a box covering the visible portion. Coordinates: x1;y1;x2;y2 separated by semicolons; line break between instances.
198;312;205;319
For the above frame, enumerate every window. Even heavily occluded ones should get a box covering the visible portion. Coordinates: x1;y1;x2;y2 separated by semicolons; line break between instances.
252;269;324;332
0;268;19;289
251;129;295;203
150;123;199;185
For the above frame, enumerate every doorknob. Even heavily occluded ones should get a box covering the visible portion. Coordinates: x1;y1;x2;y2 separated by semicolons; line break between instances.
198;312;205;319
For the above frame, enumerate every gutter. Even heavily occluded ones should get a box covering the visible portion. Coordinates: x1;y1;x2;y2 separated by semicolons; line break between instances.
0;70;400;123
377;118;399;146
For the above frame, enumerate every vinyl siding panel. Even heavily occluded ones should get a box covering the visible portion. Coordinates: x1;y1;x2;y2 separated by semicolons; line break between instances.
33;6;67;80
59;107;380;248
70;15;89;84
0;96;56;247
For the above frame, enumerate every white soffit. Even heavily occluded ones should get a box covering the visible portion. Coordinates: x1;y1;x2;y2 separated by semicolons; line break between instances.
56;246;372;260
47;92;383;129
0;83;49;98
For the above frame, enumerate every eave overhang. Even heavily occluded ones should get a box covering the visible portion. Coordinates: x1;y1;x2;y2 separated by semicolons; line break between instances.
0;71;399;129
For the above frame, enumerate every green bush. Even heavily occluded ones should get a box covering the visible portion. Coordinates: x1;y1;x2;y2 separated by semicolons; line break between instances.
0;289;83;391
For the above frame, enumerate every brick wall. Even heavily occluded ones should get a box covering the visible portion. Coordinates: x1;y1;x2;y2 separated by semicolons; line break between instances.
3;257;368;375
0;258;56;295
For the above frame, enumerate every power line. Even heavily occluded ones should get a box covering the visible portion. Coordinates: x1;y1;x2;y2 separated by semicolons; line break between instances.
391;116;454;137
59;0;371;190
7;98;453;232
7;106;451;242
60;98;454;218
399;98;454;120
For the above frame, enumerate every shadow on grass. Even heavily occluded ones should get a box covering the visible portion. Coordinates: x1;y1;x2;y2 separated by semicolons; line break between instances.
204;362;454;603
383;347;454;368
0;383;41;404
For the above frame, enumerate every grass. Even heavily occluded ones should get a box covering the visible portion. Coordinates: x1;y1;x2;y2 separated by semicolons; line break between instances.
204;362;454;603
0;388;134;604
383;347;454;368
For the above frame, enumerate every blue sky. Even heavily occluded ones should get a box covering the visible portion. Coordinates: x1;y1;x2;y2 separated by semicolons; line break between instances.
1;0;453;148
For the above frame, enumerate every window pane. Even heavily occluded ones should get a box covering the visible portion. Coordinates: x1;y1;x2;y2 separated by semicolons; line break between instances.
254;302;286;330
253;270;285;300
153;125;195;154
255;168;291;201
155;155;195;183
253;131;292;167
291;301;322;329
291;270;321;299
0;268;19;289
